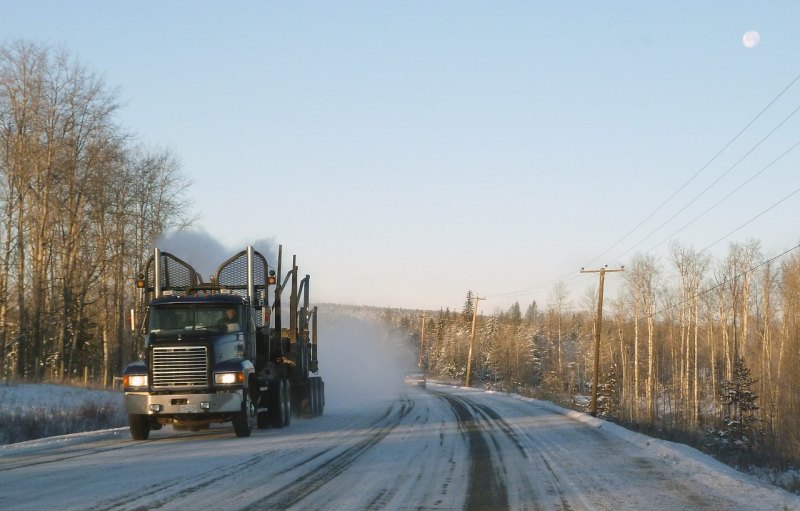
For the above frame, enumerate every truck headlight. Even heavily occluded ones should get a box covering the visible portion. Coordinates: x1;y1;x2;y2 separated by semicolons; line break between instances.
124;374;148;388
214;372;244;385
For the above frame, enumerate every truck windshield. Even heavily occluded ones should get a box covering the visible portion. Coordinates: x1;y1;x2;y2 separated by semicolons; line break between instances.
149;305;243;333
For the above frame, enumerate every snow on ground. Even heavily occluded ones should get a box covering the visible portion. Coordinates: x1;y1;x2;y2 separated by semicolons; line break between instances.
0;381;127;444
510;391;800;495
0;381;124;411
491;388;800;508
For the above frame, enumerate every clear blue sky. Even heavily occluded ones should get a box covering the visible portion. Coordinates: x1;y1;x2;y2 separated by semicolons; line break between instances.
4;1;800;312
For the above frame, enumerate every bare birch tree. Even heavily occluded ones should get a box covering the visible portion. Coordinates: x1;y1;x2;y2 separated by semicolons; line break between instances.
0;41;191;384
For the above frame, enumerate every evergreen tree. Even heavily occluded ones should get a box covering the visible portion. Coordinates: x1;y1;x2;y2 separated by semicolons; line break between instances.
481;316;501;387
462;290;474;323
508;302;522;325
713;356;761;451
529;329;546;387
597;366;621;420
524;300;539;326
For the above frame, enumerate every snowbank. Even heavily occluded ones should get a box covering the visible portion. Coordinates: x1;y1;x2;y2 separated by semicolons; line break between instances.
506;389;800;496
0;382;127;445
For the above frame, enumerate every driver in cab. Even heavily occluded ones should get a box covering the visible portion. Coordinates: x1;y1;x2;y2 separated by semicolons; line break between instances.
219;308;241;332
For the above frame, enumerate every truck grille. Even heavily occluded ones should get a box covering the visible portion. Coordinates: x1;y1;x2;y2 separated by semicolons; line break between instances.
152;346;208;388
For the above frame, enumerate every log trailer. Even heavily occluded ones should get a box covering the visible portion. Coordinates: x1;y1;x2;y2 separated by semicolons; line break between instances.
122;245;324;439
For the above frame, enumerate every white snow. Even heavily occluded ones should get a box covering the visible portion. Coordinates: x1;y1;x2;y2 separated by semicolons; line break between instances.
503;389;800;509
0;382;126;444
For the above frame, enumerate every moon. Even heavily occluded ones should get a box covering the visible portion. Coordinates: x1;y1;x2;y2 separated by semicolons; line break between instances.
743;31;760;48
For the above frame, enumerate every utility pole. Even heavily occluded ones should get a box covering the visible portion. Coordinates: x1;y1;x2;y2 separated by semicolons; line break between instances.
581;266;624;417
465;295;485;387
419;312;426;369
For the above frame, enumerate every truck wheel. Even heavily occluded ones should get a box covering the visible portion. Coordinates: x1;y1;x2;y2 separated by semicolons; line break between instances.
270;380;286;428
233;391;255;437
282;379;292;426
232;389;256;437
308;380;316;417
129;414;150;440
319;380;325;415
311;379;320;417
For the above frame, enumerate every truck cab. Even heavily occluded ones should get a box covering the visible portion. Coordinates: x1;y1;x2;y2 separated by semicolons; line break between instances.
124;294;259;439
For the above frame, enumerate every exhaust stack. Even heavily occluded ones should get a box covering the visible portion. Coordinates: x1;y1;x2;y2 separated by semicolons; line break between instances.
247;245;256;305
153;248;162;298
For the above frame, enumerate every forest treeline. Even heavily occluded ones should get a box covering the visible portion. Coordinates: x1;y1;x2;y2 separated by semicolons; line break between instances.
0;41;191;385
378;242;800;464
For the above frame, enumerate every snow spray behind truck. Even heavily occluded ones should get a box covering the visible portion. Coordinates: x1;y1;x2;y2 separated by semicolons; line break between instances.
122;245;324;439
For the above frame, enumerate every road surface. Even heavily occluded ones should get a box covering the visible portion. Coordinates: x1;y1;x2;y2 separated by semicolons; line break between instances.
1;384;797;510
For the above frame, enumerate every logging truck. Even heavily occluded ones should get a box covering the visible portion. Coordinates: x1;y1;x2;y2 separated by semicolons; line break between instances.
122;245;324;439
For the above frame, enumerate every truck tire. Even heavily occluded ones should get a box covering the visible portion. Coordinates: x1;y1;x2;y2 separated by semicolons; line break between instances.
232;391;255;437
270;380;286;428
308;379;316;417
129;414;150;440
319;380;325;415
310;378;320;417
282;379;292;427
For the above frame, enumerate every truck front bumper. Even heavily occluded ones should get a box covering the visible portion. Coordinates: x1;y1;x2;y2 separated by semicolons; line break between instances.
125;390;243;416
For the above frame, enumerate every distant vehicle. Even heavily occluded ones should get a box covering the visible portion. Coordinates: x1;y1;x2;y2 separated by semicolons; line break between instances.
404;370;426;389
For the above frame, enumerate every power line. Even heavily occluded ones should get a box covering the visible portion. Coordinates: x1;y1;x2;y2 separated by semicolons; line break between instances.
485;72;800;307
696;185;800;255
487;271;584;299
645;138;800;253
615;101;800;260
647;243;800;320
493;181;799;309
587;71;800;267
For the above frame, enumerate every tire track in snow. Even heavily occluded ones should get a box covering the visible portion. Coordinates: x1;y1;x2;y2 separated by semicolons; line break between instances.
471;401;575;511
0;427;236;474
0;438;152;472
433;392;509;511
87;450;269;511
471;402;527;458
242;397;415;511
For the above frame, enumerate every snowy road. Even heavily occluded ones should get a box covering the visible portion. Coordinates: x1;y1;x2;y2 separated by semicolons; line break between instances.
1;384;798;510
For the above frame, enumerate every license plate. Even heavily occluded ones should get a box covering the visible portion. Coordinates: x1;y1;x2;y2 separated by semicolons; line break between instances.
180;404;199;413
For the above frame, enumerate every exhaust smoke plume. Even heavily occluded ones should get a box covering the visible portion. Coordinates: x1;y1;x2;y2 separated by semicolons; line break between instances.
317;306;414;412
155;229;277;280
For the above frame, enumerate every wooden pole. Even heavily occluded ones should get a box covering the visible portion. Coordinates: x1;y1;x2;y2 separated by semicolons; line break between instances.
465;295;485;387
580;266;624;417
419;313;426;369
